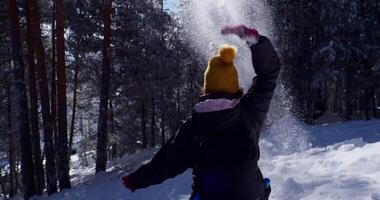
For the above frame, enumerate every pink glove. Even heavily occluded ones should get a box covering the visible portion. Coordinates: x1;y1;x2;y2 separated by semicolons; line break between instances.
221;25;260;45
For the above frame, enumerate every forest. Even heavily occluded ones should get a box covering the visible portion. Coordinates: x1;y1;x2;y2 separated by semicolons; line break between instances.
0;0;379;199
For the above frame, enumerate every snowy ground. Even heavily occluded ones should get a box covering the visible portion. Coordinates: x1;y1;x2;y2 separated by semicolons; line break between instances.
34;119;380;200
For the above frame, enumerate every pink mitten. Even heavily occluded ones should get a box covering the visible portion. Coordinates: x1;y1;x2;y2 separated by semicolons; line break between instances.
221;25;260;45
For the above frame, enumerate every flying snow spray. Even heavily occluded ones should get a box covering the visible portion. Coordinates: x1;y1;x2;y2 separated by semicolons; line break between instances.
181;0;310;155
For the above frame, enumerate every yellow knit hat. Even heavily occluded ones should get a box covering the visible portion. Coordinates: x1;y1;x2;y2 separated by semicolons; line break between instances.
203;44;239;94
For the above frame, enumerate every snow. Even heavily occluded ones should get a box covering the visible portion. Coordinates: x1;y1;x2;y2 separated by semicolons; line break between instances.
260;140;380;200
34;119;380;200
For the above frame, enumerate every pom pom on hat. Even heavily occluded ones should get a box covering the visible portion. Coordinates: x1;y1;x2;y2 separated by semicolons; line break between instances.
218;44;238;63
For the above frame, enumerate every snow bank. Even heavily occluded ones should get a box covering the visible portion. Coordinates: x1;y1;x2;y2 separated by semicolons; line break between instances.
34;120;380;200
33;148;192;200
309;119;380;147
260;139;380;200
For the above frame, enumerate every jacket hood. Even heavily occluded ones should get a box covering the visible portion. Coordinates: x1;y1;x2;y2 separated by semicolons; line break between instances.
193;98;240;113
192;98;241;133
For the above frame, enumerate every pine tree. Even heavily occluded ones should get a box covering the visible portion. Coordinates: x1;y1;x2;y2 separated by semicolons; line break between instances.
7;85;17;198
55;0;71;190
51;0;59;152
8;0;36;198
25;0;58;194
25;0;45;193
96;0;113;173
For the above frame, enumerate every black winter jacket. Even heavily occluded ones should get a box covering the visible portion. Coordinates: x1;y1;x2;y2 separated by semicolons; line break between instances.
128;36;281;200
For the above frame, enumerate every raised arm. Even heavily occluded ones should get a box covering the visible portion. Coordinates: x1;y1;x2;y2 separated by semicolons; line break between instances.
124;118;195;190
240;36;281;139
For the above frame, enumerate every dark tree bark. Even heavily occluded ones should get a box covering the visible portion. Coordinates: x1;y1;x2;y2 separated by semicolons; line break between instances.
96;0;112;173
8;0;37;198
51;0;58;152
306;80;315;125
344;64;353;120
83;118;90;167
160;90;166;146
69;47;80;152
176;82;181;125
26;0;58;194
108;100;116;160
0;91;9;199
111;143;117;161
25;0;45;194
7;86;16;198
15;152;21;191
140;100;147;149
0;168;7;200
150;98;156;147
55;0;71;190
364;88;370;120
371;87;378;118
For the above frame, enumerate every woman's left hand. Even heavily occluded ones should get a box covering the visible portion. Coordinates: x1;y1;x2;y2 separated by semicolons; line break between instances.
122;176;135;192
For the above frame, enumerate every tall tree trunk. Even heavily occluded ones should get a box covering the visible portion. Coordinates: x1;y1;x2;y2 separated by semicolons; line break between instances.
25;0;45;194
176;83;181;124
140;100;147;149
7;86;16;198
26;0;58;194
96;0;112;173
338;69;344;114
69;49;80;151
8;0;37;198
364;88;370;120
55;0;71;190
371;87;378;118
0;168;7;200
84;118;90;167
108;100;116;160
160;90;166;146
160;103;165;146
51;0;58;152
16;152;21;191
150;98;156;147
1;89;10;200
176;82;181;136
344;64;353;120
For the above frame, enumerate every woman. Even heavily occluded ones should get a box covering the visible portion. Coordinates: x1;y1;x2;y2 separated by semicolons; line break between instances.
122;25;281;200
